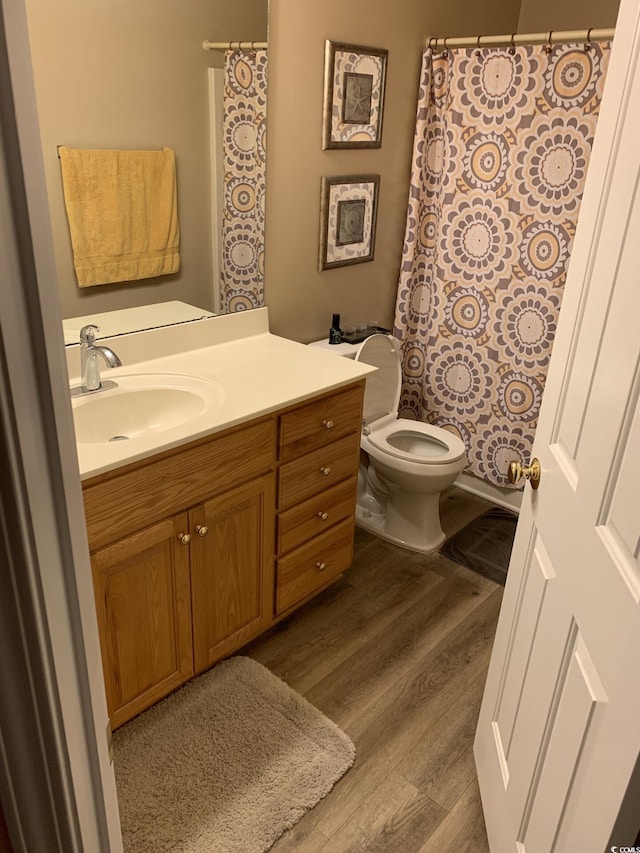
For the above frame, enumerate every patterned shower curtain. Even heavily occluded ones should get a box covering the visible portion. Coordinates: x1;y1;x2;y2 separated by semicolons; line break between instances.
220;49;267;312
394;42;610;487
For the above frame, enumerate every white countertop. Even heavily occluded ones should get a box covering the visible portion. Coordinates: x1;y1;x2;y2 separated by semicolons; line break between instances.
69;308;375;481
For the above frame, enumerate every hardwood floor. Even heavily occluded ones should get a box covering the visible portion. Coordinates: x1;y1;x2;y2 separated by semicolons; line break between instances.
244;487;505;852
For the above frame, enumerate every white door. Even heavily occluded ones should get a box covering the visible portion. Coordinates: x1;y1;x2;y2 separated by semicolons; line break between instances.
474;1;640;850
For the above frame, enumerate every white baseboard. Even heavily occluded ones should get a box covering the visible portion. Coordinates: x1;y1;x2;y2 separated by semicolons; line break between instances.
455;471;523;513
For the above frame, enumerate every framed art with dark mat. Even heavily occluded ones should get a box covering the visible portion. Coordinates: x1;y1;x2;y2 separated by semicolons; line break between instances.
319;174;380;270
322;41;388;149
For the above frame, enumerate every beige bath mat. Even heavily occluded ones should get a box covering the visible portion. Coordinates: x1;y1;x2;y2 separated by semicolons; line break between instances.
113;656;355;852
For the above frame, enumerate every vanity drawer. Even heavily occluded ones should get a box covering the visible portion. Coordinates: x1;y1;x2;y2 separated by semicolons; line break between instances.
278;383;364;462
277;476;357;555
275;517;354;615
277;433;360;511
84;417;276;550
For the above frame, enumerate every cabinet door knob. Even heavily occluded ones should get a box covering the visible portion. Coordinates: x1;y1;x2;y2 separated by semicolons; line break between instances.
322;419;334;430
196;525;209;537
316;561;327;572
317;511;329;521
178;533;191;544
320;466;331;476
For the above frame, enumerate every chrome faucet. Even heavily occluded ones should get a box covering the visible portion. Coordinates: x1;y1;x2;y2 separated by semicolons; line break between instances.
79;324;122;392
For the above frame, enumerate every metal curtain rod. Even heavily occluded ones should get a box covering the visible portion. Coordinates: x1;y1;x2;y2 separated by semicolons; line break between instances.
202;40;268;51
424;27;615;49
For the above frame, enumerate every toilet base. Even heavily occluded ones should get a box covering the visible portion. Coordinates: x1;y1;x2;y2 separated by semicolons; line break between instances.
355;502;446;554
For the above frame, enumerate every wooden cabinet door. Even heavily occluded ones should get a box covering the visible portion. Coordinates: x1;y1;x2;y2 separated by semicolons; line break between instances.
190;473;275;673
91;513;194;728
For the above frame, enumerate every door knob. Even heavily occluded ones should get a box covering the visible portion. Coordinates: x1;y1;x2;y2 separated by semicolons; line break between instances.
178;532;191;544
195;525;209;537
508;458;541;490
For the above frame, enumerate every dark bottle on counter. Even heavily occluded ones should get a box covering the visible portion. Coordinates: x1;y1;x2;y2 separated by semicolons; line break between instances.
329;313;342;344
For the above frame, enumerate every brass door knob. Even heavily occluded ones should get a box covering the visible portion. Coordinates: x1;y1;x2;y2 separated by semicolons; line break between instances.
317;511;329;520
316;561;327;572
178;533;191;544
320;466;332;476
322;419;334;430
508;458;541;490
196;525;209;537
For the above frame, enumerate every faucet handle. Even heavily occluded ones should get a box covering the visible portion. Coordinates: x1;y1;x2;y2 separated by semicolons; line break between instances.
80;324;99;344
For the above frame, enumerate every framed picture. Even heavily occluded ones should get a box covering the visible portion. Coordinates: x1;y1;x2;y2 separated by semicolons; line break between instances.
319;174;380;271
322;41;388;149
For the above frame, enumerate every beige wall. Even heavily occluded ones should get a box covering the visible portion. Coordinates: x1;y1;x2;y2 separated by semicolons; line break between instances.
518;0;620;32
24;0;267;319
264;0;522;343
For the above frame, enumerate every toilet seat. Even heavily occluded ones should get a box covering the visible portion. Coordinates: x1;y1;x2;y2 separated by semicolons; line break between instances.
355;334;465;465
368;419;466;465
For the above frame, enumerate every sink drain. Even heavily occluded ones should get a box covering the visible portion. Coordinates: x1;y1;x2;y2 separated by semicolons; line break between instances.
109;435;130;442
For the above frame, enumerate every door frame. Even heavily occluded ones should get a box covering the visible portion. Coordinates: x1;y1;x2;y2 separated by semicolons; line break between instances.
0;1;121;850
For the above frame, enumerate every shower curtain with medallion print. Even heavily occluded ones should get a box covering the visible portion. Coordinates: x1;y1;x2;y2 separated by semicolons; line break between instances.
394;43;610;487
221;49;267;312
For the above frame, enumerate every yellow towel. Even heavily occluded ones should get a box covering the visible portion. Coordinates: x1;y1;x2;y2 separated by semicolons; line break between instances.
58;146;180;287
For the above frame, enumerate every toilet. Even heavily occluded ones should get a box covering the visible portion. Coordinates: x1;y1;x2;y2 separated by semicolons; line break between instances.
354;334;466;553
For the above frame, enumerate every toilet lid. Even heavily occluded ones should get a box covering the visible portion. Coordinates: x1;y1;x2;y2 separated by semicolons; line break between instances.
355;334;401;423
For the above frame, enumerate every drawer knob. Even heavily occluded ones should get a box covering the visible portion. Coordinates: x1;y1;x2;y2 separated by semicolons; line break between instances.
196;525;209;537
317;511;329;521
316;561;327;572
320;466;332;476
322;419;334;430
178;533;191;545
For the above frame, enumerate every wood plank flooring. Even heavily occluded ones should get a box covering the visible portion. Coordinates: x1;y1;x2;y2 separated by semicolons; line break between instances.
244;487;505;852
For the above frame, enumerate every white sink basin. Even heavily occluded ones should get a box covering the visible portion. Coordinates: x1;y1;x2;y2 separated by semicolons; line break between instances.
72;373;225;444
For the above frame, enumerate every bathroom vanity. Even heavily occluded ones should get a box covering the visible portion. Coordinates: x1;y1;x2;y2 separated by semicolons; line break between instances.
69;309;373;728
